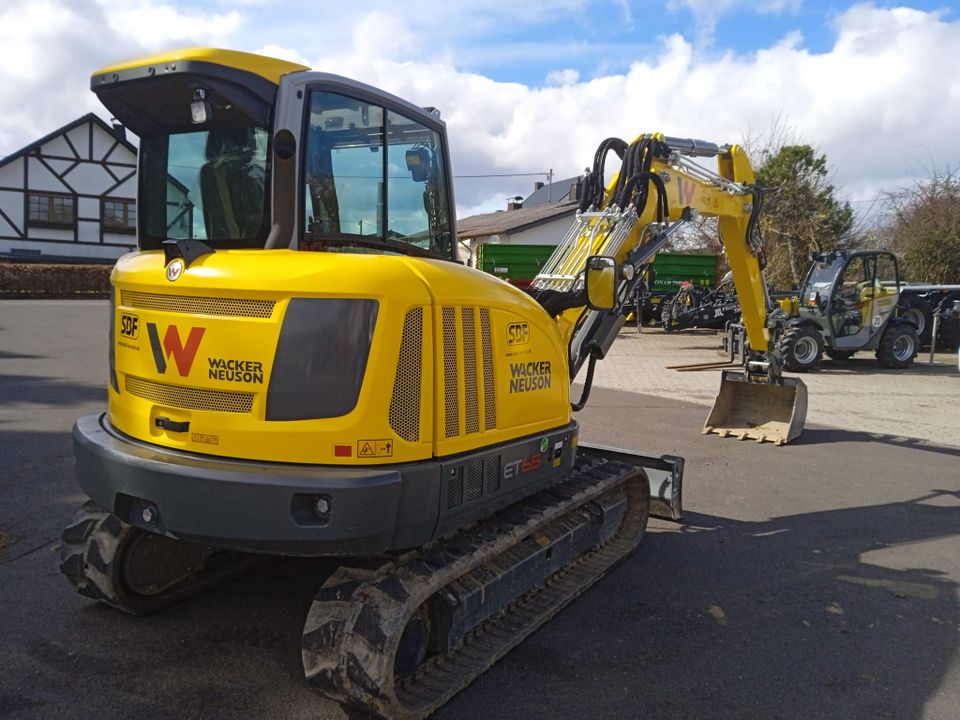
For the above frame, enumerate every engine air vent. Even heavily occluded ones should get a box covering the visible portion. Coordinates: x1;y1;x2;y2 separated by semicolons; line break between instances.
446;456;501;509
121;290;275;319
125;376;254;413
462;307;479;434
389;307;423;442
480;308;496;430
442;307;459;439
442;305;498;439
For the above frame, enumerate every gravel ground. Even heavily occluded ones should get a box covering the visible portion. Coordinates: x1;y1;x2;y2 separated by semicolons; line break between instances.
591;325;960;446
1;301;958;720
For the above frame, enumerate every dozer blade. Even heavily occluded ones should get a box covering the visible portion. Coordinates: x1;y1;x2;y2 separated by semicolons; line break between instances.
703;369;807;445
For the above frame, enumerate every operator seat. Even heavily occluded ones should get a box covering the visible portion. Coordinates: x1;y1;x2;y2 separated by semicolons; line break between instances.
200;127;265;240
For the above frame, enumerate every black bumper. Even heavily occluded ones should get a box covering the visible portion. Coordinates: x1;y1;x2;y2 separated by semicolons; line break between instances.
73;414;580;557
73;413;439;556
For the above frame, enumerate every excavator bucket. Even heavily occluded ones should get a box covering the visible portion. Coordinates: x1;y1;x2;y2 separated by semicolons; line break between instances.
703;370;807;445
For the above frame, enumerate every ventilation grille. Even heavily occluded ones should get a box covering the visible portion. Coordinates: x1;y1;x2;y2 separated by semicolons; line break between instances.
389;307;423;442
447;468;464;509
447;456;501;509
442;307;459;439
125;376;254;413
461;307;479;434
121;290;275;319
442;306;497;439
484;455;501;494
480;308;496;430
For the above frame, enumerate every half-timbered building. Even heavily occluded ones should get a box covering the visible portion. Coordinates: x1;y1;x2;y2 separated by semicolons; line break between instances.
0;113;138;262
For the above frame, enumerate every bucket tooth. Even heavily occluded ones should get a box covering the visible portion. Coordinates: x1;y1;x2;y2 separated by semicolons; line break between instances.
703;370;807;445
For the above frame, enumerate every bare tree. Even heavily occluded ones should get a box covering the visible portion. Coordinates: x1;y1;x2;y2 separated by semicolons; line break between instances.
884;168;960;283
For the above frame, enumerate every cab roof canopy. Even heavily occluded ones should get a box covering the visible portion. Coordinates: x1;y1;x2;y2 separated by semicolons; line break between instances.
91;48;310;136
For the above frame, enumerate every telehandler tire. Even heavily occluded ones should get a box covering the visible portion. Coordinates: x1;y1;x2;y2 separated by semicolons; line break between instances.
876;323;918;369
825;349;855;361
898;295;932;345
777;325;823;372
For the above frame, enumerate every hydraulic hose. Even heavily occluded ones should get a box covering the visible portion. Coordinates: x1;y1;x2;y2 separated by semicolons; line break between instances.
571;354;597;412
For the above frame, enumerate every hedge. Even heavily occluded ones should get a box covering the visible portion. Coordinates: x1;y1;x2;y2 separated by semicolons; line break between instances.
0;262;112;298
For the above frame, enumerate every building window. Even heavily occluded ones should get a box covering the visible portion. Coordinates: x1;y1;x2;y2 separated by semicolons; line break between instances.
102;198;137;232
28;192;75;227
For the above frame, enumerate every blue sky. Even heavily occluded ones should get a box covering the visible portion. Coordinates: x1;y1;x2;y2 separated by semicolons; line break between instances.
1;0;959;221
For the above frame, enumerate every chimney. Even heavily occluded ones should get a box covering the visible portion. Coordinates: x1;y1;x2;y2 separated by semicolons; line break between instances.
569;180;582;201
507;200;523;211
110;119;127;143
534;181;545;191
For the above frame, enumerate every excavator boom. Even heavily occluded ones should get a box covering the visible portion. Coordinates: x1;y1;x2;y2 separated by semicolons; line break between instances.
531;133;807;444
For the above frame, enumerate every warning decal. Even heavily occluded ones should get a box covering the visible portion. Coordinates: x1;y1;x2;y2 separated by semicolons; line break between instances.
358;439;394;458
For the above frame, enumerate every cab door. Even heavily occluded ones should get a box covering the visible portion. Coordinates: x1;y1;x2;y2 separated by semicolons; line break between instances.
829;254;873;349
830;252;900;349
865;252;901;335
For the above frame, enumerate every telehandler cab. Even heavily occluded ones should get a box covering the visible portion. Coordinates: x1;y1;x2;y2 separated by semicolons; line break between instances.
778;249;919;371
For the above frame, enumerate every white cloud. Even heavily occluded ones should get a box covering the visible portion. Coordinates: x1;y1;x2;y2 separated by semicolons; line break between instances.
0;0;248;152
667;0;801;43
546;68;581;85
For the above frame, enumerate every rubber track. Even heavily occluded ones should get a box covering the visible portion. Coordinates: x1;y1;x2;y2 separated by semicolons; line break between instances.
302;455;650;719
60;500;264;615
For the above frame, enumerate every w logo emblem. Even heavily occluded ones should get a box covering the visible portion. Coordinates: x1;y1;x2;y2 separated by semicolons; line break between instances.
147;323;205;376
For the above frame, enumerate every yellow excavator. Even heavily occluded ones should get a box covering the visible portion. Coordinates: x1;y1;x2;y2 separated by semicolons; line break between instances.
60;48;806;719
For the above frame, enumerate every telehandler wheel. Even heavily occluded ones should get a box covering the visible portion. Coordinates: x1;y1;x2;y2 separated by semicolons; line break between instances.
777;325;823;372
876;323;918;369
825;349;855;361
899;295;932;344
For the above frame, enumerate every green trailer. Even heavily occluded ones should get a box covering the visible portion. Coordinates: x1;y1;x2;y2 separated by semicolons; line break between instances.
476;244;557;289
639;253;719;323
476;245;717;318
651;253;718;292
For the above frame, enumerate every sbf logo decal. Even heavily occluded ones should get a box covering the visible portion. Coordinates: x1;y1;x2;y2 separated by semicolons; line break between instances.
507;322;529;346
146;323;205;376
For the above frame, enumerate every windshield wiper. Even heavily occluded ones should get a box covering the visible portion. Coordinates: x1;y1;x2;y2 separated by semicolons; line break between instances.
305;230;445;260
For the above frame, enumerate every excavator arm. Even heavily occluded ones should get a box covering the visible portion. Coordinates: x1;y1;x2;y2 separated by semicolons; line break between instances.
531;133;807;443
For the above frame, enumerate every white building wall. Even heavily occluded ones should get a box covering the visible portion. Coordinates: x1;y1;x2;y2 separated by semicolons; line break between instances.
0;158;23;187
0;189;23;231
0;238;130;262
508;216;575;246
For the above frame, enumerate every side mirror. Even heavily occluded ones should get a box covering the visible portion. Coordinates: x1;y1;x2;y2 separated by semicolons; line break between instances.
584;255;619;311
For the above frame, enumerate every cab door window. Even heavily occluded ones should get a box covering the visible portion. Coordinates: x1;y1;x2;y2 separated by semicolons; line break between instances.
305;92;384;237
386;110;451;253
831;256;869;338
302;90;451;257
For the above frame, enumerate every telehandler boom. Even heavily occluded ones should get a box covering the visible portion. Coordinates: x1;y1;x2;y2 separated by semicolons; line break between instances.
60;48;804;719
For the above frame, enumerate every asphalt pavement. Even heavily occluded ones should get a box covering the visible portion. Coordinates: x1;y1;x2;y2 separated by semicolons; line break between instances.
1;300;958;720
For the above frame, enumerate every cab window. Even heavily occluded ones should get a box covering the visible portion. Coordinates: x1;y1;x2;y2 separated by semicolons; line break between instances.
302;90;452;258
